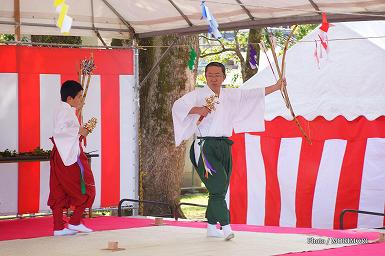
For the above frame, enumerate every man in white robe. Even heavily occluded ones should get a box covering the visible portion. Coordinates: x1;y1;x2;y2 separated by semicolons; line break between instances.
172;62;284;240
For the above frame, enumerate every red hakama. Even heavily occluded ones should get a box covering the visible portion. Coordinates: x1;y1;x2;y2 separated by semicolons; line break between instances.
48;138;95;230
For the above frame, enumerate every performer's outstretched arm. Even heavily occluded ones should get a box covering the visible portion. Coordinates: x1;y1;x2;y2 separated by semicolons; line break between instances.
265;78;286;95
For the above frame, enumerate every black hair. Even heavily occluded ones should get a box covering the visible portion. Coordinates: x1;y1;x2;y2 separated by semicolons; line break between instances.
60;80;83;102
205;62;226;76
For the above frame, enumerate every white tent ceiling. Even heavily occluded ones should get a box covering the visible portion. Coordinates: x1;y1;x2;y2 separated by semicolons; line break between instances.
1;0;385;38
242;20;385;121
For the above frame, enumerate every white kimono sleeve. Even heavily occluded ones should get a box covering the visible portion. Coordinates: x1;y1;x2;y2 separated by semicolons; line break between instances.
53;108;80;166
172;90;200;146
233;88;265;133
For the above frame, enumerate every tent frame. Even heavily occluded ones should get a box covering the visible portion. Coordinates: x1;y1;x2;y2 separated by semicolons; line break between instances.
3;0;385;39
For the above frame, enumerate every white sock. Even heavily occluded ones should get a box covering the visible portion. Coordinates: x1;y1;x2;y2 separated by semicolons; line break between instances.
207;223;224;238
222;224;232;234
222;224;235;240
207;223;217;231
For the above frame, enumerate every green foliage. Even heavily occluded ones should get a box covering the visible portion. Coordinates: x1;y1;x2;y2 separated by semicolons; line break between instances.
30;35;81;45
263;28;285;49
198;31;249;87
180;193;208;220
200;31;248;66
0;147;97;159
263;24;317;50
1;34;83;45
196;73;206;86
198;25;317;86
0;34;29;42
0;34;15;41
0;149;17;157
294;24;318;41
0;147;51;157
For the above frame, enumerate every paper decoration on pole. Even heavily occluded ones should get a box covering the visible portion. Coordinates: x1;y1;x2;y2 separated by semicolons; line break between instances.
201;1;222;39
54;0;73;34
249;44;258;69
319;12;331;33
314;40;320;68
78;55;97;146
318;13;333;51
314;13;334;67
188;47;197;70
79;55;96;115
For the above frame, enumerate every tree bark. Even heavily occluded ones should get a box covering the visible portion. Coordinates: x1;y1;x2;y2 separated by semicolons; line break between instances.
139;34;199;216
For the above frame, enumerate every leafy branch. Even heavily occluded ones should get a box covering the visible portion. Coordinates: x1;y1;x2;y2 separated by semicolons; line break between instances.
0;147;51;158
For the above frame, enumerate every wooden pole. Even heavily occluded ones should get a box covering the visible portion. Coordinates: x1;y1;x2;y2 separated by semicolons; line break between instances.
14;0;21;41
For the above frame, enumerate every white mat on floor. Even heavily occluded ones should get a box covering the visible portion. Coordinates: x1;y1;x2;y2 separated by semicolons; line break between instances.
0;226;358;256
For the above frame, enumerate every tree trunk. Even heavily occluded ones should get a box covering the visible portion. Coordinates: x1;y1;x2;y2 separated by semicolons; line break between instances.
139;35;199;217
244;28;263;81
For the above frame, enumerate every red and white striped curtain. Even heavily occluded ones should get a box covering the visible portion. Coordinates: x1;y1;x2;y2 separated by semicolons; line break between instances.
0;46;137;215
229;116;385;229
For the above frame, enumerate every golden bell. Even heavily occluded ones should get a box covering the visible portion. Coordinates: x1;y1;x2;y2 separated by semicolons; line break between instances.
84;117;97;133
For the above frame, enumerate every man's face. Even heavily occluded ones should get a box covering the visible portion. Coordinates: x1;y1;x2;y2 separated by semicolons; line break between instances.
205;66;225;90
67;90;83;109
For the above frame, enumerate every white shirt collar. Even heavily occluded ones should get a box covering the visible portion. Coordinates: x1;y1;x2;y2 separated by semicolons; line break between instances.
61;101;76;111
204;84;222;96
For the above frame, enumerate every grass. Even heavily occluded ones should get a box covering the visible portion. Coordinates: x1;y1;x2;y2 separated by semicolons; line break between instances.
180;192;208;220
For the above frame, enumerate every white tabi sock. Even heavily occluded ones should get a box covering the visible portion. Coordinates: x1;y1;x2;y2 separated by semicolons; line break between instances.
207;223;224;238
222;224;235;241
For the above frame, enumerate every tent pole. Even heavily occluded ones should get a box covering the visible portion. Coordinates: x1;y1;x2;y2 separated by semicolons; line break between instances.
14;0;21;41
133;39;140;215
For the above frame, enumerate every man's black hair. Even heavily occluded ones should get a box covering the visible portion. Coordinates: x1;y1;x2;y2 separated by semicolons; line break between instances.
60;80;83;102
205;62;226;76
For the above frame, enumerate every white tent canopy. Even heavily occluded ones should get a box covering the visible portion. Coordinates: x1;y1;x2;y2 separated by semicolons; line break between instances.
242;20;385;121
1;0;385;38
